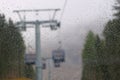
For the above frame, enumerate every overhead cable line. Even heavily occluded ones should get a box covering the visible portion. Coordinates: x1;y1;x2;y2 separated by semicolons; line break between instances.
57;0;68;49
60;0;68;21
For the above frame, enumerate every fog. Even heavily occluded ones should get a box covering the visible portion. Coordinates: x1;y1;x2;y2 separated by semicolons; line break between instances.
0;0;117;80
0;0;115;67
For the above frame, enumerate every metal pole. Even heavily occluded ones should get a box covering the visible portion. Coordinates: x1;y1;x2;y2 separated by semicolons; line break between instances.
48;59;51;80
35;20;42;80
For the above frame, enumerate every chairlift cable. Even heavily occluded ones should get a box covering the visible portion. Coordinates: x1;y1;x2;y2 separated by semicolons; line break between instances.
57;29;62;49
60;0;68;21
57;0;68;49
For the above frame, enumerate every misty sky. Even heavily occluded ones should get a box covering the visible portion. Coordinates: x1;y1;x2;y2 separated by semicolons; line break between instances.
0;0;116;64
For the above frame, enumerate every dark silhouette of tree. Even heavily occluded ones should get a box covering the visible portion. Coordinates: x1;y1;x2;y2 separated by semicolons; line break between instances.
82;31;97;80
0;14;25;78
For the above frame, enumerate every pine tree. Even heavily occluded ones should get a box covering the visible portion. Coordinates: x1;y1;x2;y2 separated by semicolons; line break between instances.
24;64;35;79
0;14;25;78
82;1;120;80
82;31;97;80
82;32;110;80
103;1;120;80
95;35;110;80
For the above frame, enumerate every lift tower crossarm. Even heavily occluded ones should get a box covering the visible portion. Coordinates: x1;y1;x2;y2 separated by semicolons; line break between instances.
16;20;58;25
13;8;60;13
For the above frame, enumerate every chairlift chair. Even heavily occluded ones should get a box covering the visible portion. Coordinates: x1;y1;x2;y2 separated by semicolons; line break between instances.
25;54;46;70
52;48;65;63
24;54;36;65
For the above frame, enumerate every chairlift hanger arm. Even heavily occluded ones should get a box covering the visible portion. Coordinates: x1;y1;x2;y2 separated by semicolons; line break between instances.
16;12;23;21
52;10;57;20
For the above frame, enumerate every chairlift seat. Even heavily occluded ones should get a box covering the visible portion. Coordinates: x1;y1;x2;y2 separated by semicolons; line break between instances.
24;54;36;65
52;49;65;63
